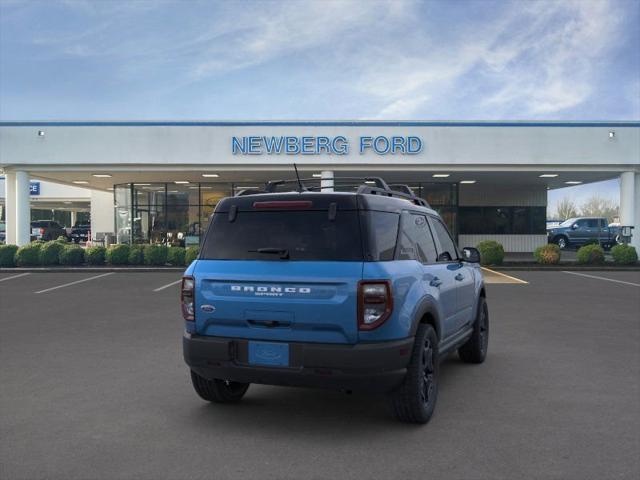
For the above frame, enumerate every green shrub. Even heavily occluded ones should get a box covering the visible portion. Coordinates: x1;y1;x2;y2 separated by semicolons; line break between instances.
477;240;504;266
533;244;561;265
0;244;19;267
106;244;130;265
56;236;69;243
185;246;199;265
85;246;106;265
128;245;145;265
584;238;600;246
15;243;43;266
576;244;605;264
611;244;638;265
143;244;168;266
59;244;85;265
167;246;186;266
40;241;65;265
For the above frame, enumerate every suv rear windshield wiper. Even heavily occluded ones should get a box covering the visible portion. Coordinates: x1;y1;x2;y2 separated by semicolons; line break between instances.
248;247;290;259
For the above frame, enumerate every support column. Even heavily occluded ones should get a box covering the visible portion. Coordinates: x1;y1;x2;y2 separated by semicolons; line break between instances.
320;170;334;192
90;189;115;239
15;171;31;246
4;172;16;244
620;171;639;251
70;211;77;227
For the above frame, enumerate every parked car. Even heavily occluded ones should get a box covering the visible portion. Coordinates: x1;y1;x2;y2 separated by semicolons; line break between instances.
181;178;488;424
31;220;68;241
69;223;90;243
547;217;619;249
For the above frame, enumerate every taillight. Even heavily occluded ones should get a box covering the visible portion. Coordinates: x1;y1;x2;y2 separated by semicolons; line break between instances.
181;276;195;321
358;280;393;330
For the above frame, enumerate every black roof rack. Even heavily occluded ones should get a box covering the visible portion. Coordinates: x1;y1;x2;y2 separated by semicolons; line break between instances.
233;176;430;208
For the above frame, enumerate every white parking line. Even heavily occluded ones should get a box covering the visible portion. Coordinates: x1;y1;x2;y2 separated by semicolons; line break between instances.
34;273;115;294
0;273;31;283
481;267;529;284
562;271;640;287
153;279;182;292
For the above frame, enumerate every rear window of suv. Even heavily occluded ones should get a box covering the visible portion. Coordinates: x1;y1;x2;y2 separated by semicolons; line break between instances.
201;211;363;261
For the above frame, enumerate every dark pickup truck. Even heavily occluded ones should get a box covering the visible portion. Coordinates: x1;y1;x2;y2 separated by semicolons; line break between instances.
69;223;91;243
547;217;620;250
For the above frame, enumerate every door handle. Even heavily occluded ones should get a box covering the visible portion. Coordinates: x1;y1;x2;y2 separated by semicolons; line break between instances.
429;277;443;287
455;273;464;281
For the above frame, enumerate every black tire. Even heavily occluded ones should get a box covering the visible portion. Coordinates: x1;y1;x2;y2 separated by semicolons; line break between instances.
190;370;249;403
555;235;569;250
389;324;439;424
458;297;489;364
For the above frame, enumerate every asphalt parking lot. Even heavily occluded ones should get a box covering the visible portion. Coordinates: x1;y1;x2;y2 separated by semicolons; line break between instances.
1;270;639;480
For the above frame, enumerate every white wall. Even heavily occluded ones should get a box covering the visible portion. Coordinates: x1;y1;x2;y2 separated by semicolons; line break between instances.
459;235;547;253
1;123;638;168
0;177;90;199
90;190;114;236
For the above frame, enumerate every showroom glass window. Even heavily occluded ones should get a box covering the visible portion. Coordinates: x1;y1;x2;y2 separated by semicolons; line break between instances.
114;182;248;245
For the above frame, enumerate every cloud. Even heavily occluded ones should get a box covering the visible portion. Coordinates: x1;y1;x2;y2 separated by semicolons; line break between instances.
478;0;623;116
189;0;408;79
363;0;625;118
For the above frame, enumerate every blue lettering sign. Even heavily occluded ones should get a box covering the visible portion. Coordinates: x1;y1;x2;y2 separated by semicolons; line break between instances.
231;136;246;154
30;182;40;196
263;136;285;154
248;136;261;155
407;136;422;154
231;135;422;156
285;137;300;154
332;136;349;155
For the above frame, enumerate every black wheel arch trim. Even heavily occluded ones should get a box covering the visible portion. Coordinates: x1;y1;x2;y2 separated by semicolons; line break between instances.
410;297;443;340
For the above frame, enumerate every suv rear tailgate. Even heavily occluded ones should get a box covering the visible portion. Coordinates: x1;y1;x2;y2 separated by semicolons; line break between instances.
194;260;363;344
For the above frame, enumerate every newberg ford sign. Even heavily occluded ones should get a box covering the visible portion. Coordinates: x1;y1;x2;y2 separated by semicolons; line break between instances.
232;135;422;155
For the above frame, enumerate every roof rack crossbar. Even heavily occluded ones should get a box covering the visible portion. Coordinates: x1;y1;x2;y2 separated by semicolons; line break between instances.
233;176;430;208
356;185;429;207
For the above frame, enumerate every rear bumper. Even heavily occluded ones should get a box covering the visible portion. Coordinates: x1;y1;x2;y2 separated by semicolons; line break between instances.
183;334;413;393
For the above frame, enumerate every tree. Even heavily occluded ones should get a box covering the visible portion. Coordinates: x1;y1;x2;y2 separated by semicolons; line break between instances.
552;197;578;220
579;195;619;223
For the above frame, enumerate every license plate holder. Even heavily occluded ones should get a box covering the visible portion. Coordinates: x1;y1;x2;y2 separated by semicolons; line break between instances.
248;341;289;367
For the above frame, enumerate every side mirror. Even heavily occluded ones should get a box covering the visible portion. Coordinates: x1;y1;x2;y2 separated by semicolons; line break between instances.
462;247;480;263
572;223;579;230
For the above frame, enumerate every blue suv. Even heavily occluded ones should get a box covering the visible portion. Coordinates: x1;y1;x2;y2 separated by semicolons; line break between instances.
182;178;488;423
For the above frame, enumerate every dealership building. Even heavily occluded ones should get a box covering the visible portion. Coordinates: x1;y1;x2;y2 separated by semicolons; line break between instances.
1;121;639;252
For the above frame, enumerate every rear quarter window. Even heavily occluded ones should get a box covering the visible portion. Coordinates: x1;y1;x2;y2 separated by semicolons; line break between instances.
363;211;399;261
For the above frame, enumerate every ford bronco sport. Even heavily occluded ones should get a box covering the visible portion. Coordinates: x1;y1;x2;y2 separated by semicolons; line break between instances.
182;177;488;423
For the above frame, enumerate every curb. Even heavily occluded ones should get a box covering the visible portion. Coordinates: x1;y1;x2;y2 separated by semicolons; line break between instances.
0;267;186;273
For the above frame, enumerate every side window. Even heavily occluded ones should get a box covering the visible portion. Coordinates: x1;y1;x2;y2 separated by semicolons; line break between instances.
430;217;458;262
365;211;399;261
600;219;607;228
397;213;438;263
586;219;599;228
575;219;587;228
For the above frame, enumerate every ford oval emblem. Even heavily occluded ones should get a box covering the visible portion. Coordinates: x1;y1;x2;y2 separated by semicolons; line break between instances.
200;304;215;313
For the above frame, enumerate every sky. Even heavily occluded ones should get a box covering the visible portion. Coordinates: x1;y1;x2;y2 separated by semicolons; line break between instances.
0;0;638;205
